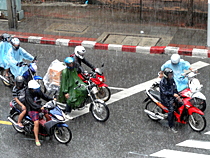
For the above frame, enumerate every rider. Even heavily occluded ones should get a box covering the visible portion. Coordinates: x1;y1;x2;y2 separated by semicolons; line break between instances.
159;54;195;92
70;46;96;74
59;57;87;119
160;68;180;133
25;80;53;146
0;33;12;78
12;76;27;128
7;38;35;79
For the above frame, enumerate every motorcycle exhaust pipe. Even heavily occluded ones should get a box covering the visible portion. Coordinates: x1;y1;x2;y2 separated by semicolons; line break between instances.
144;109;164;120
7;116;18;126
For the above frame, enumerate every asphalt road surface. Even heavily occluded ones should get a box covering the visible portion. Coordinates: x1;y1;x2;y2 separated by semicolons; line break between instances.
0;43;210;158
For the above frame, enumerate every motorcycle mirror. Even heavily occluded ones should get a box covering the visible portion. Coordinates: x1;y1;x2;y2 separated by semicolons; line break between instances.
101;63;104;67
75;80;79;84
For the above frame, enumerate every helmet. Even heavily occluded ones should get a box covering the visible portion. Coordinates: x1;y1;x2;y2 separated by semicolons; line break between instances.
1;33;11;42
65;57;74;69
28;80;40;92
74;46;86;59
171;54;180;65
15;76;25;89
11;38;20;50
163;68;173;80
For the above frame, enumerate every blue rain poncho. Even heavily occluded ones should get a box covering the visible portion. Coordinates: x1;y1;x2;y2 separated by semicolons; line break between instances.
161;59;190;92
0;41;12;69
7;47;34;78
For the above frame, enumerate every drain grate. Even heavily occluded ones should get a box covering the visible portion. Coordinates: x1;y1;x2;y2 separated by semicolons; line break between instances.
45;23;89;34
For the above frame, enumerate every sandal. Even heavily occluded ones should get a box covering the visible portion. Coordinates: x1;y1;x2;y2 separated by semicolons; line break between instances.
35;141;41;147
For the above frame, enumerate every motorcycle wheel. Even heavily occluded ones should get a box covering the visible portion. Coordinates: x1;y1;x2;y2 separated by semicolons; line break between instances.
96;87;111;102
54;126;72;144
37;79;46;93
194;99;206;112
11;113;24;133
145;101;163;121
188;113;206;132
90;101;109;122
1;70;11;87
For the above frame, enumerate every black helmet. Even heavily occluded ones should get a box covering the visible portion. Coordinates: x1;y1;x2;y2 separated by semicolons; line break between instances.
163;68;173;79
16;76;25;89
1;33;11;42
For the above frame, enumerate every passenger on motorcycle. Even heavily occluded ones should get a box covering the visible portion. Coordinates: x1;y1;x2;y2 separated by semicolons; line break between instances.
70;46;96;74
159;54;195;92
12;76;27;128
58;57;87;120
7;38;35;79
25;80;53;146
160;68;181;133
0;33;12;78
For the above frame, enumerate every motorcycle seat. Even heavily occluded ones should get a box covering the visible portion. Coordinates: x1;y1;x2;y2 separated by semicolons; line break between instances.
149;90;161;101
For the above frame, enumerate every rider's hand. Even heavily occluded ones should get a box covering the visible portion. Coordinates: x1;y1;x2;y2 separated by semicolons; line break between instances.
41;106;44;110
65;93;69;99
54;98;57;101
16;62;24;67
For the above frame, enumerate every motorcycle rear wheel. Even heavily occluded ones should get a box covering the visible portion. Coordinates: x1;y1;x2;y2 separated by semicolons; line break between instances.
1;70;12;87
189;113;206;132
96;87;111;102
11;113;24;133
145;101;163;121
90;101;109;122
54;126;72;144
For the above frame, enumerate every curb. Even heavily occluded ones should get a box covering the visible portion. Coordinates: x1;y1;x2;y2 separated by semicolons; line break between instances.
13;34;210;58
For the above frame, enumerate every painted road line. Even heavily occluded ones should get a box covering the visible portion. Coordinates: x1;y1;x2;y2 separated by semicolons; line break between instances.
150;149;210;158
109;87;127;90
204;131;210;135
176;140;210;150
0;120;12;125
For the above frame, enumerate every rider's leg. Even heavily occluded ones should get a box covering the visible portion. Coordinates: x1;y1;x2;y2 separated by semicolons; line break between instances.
34;120;40;143
17;105;26;127
5;68;9;77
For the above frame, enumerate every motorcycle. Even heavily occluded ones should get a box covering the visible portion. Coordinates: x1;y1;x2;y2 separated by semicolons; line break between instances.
143;83;206;132
78;63;111;102
56;78;110;122
0;56;46;92
8;99;72;144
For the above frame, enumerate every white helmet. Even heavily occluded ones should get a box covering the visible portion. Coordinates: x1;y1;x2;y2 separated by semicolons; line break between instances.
28;80;40;89
171;54;180;65
11;38;20;50
74;46;86;59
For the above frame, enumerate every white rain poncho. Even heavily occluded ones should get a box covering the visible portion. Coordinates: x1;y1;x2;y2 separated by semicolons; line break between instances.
161;59;190;92
0;41;11;69
7;47;34;78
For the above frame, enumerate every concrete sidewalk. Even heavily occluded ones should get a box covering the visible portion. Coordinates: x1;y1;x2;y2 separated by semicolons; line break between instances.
0;2;209;57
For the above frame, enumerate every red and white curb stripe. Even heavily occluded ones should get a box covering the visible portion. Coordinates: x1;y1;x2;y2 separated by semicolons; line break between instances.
13;35;210;58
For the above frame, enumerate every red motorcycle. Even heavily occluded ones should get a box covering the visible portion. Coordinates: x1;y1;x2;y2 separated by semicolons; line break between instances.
143;83;206;132
78;64;111;102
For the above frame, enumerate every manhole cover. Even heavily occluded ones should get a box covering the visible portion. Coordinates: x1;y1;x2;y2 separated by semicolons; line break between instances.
99;33;161;46
45;23;89;34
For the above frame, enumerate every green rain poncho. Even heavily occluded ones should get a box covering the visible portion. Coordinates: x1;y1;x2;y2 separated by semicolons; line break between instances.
58;68;87;109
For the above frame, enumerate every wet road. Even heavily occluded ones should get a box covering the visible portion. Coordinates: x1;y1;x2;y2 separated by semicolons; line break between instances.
0;43;210;158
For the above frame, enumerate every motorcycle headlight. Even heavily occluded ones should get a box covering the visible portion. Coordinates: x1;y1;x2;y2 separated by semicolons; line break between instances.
91;86;98;94
54;114;65;121
98;77;103;82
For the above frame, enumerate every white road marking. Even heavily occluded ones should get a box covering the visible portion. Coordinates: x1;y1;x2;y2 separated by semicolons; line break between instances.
176;140;210;150
150;149;210;158
109;86;127;90
204;131;210;135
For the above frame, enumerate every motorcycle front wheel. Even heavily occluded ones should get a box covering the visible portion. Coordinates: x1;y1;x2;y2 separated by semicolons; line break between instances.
90;101;109;122
189;113;206;132
37;79;46;93
96;87;111;102
11;113;24;133
194;99;206;112
54;126;72;144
